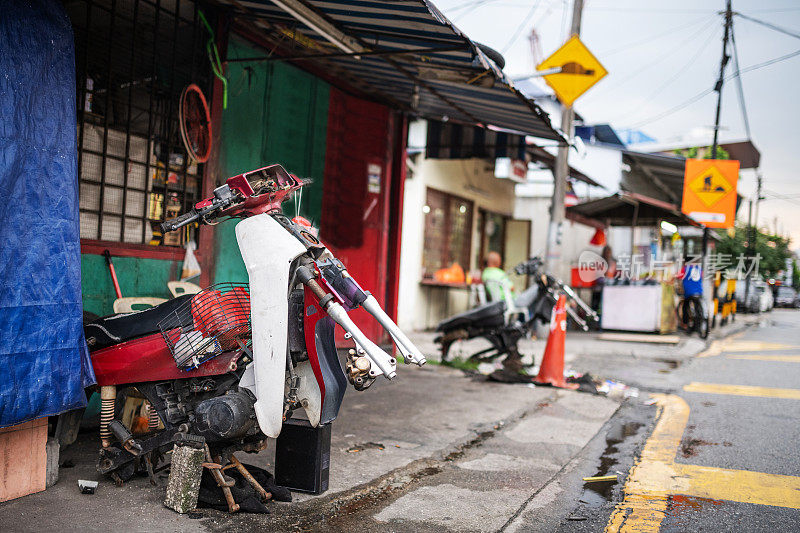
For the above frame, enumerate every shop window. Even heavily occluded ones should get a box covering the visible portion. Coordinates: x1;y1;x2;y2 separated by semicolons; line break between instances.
67;0;212;247
422;188;473;278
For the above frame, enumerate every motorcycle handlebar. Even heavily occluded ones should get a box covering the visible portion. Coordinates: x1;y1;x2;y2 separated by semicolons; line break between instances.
161;210;200;233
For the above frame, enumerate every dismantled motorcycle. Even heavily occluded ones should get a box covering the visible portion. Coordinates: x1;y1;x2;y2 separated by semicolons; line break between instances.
434;257;597;374
83;165;426;508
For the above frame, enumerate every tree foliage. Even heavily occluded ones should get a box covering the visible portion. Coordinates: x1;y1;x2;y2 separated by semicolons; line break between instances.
715;224;792;280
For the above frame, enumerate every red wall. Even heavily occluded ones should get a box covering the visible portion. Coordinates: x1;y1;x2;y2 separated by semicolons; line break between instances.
321;88;395;344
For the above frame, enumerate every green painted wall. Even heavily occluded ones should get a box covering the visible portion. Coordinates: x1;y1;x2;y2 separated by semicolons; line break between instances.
81;254;180;316
213;37;330;283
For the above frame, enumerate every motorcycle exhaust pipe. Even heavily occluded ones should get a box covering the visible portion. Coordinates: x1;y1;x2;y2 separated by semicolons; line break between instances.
360;294;426;366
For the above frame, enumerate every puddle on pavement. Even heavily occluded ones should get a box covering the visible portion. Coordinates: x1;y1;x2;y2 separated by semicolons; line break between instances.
579;421;644;507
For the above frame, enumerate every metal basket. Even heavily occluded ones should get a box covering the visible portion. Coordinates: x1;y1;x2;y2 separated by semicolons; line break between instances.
159;282;251;369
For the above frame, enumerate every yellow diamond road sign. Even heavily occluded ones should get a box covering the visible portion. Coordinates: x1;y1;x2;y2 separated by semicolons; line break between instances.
537;35;607;107
688;165;733;208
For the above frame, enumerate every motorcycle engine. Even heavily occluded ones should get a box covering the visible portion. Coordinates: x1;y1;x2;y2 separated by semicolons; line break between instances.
194;389;257;441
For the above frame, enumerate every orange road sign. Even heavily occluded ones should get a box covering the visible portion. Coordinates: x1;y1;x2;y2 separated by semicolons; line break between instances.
536;35;607;107
681;159;740;228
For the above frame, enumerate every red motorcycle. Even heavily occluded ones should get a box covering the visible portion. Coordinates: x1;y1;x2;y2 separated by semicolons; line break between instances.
83;165;426;495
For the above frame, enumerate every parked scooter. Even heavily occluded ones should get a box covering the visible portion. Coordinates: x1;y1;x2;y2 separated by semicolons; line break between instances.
434;257;597;374
83;165;425;490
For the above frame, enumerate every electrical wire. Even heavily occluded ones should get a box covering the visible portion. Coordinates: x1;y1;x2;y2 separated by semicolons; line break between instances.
735;12;800;41
599;17;714;57
501;0;542;53
590;18;718;94
729;21;752;141
626;46;800;129
762;190;800;207
616;25;720;122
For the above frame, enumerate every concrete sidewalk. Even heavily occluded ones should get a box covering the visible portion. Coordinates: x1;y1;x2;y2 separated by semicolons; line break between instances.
0;317;755;531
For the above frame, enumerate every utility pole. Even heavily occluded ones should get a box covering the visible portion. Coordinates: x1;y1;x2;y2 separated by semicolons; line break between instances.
744;198;753;307
545;0;583;275
754;173;763;230
711;0;733;158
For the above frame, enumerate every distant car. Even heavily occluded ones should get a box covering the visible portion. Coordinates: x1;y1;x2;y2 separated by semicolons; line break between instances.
735;279;773;313
775;286;800;308
735;279;761;312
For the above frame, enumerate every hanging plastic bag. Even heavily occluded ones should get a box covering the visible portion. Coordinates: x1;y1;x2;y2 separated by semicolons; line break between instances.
181;240;201;280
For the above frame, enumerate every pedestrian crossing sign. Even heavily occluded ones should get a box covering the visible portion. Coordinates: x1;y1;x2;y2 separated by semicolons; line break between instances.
681;159;739;228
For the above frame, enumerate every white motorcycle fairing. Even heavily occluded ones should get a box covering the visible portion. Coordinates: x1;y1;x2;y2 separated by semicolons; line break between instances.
236;213;311;437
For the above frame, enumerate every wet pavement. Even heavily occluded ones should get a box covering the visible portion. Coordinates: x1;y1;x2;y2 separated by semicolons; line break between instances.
537;310;800;532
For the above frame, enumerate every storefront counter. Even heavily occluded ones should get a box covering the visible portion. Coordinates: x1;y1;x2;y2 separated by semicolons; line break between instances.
601;282;677;333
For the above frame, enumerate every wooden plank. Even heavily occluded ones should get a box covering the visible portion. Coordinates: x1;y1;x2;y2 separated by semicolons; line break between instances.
597;332;681;344
0;418;47;502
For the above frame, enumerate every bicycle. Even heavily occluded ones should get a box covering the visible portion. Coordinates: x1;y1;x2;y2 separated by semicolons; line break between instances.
677;294;709;339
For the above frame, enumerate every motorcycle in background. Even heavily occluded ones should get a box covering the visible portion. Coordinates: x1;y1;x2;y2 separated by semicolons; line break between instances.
83;165;426;497
434;257;597;374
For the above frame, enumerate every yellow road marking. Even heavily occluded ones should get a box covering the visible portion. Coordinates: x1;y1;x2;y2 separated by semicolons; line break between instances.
607;394;800;532
683;382;800;400
723;340;800;352
697;334;800;357
697;332;743;357
727;354;800;362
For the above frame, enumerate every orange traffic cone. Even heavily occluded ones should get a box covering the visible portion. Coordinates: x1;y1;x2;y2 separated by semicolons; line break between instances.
535;294;578;389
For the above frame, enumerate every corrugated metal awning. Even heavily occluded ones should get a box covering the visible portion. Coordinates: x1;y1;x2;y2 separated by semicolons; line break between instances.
217;0;563;141
566;192;702;228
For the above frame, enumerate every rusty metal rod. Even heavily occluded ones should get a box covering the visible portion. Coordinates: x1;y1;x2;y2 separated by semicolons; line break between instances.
204;445;238;512
229;455;272;502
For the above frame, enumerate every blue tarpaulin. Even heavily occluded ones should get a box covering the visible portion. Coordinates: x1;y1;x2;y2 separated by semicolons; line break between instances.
0;0;95;428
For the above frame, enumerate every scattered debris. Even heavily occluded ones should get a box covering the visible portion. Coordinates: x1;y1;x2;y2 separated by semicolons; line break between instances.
78;480;98;494
597;379;639;400
476;362;497;375
643;398;657;406
566;515;588;521
583;474;618;482
347;442;386;453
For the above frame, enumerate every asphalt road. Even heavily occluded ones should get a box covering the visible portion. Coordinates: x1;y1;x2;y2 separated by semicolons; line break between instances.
539;309;800;532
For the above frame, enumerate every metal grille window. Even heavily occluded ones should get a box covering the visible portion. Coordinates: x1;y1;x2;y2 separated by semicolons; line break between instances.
66;0;213;246
422;188;473;278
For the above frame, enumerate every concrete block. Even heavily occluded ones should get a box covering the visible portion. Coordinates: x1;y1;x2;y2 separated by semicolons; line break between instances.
164;444;205;514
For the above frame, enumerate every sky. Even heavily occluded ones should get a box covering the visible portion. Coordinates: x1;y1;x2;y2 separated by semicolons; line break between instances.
434;0;800;244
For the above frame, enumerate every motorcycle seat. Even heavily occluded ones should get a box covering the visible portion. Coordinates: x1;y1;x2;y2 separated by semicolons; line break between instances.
436;301;506;332
513;285;539;309
85;294;193;351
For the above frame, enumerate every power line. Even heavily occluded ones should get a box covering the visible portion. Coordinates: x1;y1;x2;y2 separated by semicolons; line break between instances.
729;20;752;140
588;18;717;95
626;47;800;129
616;25;720;123
501;0;542;53
735;12;800;41
599;17;714;57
